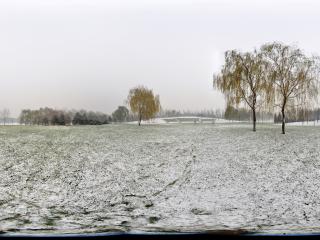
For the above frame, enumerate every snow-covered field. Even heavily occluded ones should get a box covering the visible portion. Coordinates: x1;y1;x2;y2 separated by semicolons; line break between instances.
127;117;248;125
286;121;320;126
0;123;319;234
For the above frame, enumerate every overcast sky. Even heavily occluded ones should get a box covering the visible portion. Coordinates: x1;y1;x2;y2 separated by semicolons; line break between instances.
1;0;320;117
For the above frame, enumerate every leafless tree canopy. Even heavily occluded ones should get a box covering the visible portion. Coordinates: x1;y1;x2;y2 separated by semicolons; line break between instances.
0;108;10;125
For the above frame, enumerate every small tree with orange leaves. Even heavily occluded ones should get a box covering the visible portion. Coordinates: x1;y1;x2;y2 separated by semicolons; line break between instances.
127;86;161;126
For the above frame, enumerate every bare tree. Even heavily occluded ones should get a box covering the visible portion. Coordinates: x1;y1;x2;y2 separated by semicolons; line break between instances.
214;49;271;131
262;42;319;134
1;108;10;125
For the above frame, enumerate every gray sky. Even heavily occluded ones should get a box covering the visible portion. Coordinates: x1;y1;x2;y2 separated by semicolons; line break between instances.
1;0;320;117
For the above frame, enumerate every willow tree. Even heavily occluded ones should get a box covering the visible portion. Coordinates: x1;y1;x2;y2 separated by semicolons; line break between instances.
213;49;271;131
261;42;319;134
127;86;161;126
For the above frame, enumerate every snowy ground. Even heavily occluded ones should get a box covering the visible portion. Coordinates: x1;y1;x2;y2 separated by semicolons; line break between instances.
0;123;320;234
127;117;247;125
286;121;320;126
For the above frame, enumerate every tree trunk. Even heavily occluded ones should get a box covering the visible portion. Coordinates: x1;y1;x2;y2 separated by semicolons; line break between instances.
138;114;142;126
252;108;256;132
281;108;285;134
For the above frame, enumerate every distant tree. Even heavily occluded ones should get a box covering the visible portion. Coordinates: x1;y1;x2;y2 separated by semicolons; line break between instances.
87;111;97;125
72;110;109;125
274;112;281;123
73;110;87;125
19;109;32;125
262;42;320;134
52;111;71;125
214;49;271;131
51;112;60;125
112;106;129;122
127;86;161;126
273;106;320;123
215;109;223;119
19;108;72;126
72;112;82;125
224;103;238;121
1;108;10;125
32;110;40;125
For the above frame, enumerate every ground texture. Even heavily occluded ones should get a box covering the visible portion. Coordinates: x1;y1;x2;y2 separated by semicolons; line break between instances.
0;123;320;234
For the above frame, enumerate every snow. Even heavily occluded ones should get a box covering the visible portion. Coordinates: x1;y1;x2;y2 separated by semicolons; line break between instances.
0;123;319;234
127;117;244;125
286;121;320;126
126;118;167;125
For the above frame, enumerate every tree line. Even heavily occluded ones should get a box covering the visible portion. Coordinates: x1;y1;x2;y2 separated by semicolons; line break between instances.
274;107;320;123
214;42;320;134
224;105;274;122
19;108;111;126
